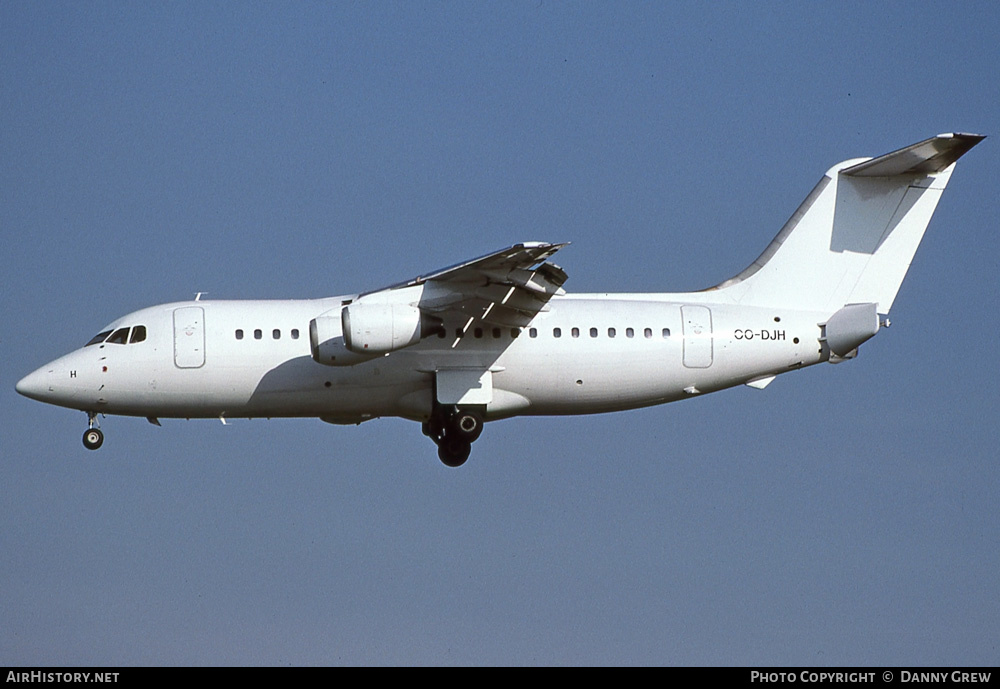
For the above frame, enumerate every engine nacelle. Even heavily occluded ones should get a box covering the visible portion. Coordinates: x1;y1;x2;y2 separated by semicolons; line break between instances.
309;316;379;366
341;301;442;355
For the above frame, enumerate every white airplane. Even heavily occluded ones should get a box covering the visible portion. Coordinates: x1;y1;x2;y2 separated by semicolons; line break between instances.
17;133;984;466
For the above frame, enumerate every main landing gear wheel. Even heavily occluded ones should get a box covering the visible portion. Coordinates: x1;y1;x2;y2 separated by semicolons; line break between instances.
426;405;484;467
450;410;484;443
438;436;472;468
83;427;104;450
422;416;444;439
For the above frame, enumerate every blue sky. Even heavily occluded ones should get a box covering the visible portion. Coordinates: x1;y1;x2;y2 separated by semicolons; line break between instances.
2;2;998;665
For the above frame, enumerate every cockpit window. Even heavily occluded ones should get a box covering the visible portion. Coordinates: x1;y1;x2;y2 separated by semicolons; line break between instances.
85;330;113;347
85;325;148;347
106;328;130;345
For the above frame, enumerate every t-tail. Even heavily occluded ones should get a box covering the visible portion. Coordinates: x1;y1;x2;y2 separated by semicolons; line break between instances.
710;133;985;317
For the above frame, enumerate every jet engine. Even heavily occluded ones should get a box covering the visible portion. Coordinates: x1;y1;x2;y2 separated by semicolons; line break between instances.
309;316;379;366
342;302;443;354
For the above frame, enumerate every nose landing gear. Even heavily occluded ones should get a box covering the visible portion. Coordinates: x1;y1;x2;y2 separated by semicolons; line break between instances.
423;405;484;468
82;412;104;450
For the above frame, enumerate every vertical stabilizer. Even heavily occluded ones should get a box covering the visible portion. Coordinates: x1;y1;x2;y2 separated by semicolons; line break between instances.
711;133;984;314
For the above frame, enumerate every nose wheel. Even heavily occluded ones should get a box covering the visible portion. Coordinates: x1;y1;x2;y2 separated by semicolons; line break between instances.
83;428;104;450
82;412;104;450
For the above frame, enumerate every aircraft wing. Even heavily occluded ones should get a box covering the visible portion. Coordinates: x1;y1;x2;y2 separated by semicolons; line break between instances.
367;242;570;332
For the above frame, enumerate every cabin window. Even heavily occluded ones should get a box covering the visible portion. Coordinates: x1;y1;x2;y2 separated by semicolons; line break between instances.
235;329;244;340
474;327;483;339
492;328;501;339
291;329;300;339
608;328;616;338
129;325;147;344
529;328;537;338
644;328;652;339
553;328;561;338
273;329;281;340
626;328;634;338
590;327;598;338
511;328;520;338
85;330;113;347
571;327;579;338
662;328;671;338
254;329;262;340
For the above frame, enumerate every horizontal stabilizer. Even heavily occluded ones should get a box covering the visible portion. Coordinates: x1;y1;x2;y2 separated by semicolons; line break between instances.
842;133;985;177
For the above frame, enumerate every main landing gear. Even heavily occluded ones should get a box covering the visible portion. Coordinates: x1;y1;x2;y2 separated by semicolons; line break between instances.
422;405;484;468
82;412;104;450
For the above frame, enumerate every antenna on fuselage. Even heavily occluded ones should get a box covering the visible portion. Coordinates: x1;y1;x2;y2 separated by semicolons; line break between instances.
194;292;207;301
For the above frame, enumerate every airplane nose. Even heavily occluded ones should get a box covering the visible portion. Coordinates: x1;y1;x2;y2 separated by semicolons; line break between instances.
15;367;51;402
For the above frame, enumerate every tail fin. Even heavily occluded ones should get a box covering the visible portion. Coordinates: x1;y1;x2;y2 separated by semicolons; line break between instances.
711;133;984;313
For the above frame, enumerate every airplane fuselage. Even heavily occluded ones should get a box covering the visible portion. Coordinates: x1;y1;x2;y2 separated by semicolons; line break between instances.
19;295;826;424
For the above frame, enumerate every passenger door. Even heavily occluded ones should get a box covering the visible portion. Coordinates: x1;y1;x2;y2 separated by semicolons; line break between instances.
681;305;713;368
173;306;205;369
